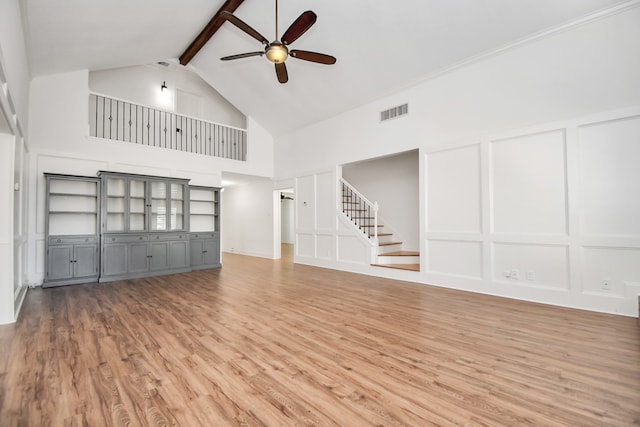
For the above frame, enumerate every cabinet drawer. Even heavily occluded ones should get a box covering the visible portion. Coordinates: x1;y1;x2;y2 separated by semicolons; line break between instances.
104;234;148;243
190;232;217;240
149;233;188;241
49;236;97;245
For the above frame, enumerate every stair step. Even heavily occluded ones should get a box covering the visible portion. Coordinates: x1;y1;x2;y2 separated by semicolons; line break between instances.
372;263;420;272
377;251;420;264
379;251;419;256
378;241;402;246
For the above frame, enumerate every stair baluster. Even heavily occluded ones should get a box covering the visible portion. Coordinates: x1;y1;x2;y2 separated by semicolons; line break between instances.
340;178;378;245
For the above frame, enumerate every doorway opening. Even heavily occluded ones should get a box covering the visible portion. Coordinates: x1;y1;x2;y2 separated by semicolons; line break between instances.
275;188;294;262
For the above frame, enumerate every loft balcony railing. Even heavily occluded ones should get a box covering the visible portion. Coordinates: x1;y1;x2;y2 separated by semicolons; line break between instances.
89;93;247;161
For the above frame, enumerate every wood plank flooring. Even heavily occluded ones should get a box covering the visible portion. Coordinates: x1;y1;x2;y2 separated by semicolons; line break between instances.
1;252;639;426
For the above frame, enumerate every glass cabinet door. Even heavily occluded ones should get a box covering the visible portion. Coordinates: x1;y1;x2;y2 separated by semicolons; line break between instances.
105;178;125;232
129;179;147;231
151;180;167;231
170;183;184;231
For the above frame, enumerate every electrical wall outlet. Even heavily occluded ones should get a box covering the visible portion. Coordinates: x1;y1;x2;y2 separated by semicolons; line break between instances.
511;269;519;280
526;271;535;281
601;279;612;290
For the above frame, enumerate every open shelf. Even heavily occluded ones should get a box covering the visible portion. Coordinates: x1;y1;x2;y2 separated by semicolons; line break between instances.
46;175;100;237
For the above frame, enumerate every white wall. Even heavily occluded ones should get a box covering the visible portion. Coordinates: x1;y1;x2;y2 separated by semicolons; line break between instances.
293;168;388;268
12;136;28;318
89;64;246;129
273;6;640;316
0;134;15;324
295;171;339;261
425;108;640;316
0;0;31;324
26;69;274;285
0;0;31;132
275;6;640;177
343;150;419;251
221;180;275;259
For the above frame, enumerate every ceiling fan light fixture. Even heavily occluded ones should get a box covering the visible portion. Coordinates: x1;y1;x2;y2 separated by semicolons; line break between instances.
219;3;334;83
265;42;289;64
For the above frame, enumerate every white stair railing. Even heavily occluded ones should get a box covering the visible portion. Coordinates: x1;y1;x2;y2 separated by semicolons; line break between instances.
339;178;379;246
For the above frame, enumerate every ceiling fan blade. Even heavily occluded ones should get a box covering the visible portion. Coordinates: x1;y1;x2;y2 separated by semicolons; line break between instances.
281;10;317;45
290;50;336;65
275;63;288;84
221;51;265;61
221;11;269;45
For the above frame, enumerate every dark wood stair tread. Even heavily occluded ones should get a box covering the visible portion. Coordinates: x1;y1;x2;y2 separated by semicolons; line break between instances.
371;263;420;272
378;241;402;246
379;251;419;256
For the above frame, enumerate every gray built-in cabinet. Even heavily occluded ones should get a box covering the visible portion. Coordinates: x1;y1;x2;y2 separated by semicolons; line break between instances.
43;171;222;287
43;174;101;287
98;171;192;282
189;186;221;270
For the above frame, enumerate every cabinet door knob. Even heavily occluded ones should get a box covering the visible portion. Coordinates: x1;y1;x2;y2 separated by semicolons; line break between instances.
111;238;116;242
139;236;143;240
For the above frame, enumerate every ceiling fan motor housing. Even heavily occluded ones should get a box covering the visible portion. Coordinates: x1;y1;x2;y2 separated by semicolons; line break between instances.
265;42;289;64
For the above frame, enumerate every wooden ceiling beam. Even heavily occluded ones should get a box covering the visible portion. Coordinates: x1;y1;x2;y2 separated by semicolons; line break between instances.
179;0;245;66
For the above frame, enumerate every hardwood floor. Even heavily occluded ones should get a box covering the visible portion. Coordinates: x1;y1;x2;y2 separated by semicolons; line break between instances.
1;253;638;426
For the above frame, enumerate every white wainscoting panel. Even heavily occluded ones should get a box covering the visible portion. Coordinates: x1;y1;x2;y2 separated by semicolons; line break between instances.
316;171;336;230
491;130;568;235
296;233;315;258
426;145;481;233
337;235;369;264
493;243;569;290
35;239;45;275
427;240;483;279
296;175;315;230
316;234;335;260
582;246;640;296
578;116;640;237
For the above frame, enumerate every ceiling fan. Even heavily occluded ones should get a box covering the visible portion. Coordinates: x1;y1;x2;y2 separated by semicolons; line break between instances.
220;0;336;84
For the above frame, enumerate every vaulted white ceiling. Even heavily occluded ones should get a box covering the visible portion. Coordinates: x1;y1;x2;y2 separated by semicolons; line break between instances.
22;0;627;136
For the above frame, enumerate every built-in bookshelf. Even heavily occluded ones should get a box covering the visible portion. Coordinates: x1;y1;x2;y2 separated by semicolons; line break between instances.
189;186;219;232
44;172;221;287
189;186;221;270
105;176;126;232
44;174;101;287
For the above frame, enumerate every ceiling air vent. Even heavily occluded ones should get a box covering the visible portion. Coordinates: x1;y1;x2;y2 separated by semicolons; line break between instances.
380;103;408;122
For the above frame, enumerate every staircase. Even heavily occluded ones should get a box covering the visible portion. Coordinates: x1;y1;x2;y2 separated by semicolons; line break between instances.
341;179;420;272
